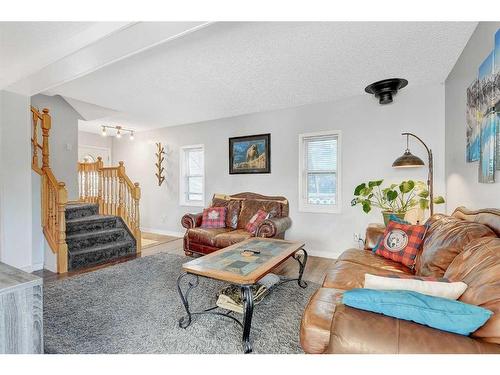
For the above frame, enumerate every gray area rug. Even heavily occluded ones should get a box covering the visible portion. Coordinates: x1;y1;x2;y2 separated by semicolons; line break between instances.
43;253;319;354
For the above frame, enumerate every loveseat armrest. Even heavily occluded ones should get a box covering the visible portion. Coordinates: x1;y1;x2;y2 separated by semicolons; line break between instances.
181;213;203;229
364;223;385;250
256;216;292;238
327;304;500;354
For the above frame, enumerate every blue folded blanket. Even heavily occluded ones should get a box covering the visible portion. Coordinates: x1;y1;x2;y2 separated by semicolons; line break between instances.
343;289;492;336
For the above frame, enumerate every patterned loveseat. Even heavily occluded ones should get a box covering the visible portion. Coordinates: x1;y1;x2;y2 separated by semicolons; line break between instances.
181;192;292;256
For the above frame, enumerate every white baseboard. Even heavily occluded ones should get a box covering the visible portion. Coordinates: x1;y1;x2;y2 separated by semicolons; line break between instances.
18;265;34;273
31;262;44;272
141;227;184;238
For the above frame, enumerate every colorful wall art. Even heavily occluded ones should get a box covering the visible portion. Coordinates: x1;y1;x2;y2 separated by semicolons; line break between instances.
466;28;500;183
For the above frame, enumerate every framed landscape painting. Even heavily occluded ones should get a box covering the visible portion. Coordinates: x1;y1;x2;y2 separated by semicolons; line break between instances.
229;133;271;174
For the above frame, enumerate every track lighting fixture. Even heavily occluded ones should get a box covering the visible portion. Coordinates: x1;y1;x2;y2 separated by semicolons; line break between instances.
100;125;135;140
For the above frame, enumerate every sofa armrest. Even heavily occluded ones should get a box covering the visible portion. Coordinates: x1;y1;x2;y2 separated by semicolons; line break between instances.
364;223;385;250
256;216;292;238
327;304;500;354
181;213;203;229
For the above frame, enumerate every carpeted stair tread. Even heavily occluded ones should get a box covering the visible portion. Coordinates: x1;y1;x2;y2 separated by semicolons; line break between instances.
66;214;116;224
66;227;124;241
69;239;134;256
65;203;99;220
66;228;127;250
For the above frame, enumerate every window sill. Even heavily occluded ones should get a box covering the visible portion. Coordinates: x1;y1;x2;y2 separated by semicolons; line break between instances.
298;203;341;214
179;201;205;208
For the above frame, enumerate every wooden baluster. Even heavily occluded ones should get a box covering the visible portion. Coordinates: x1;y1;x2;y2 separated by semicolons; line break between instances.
32;112;39;169
133;182;141;253
57;182;68;273
97;160;103;215
118;162;125;218
41;108;51;169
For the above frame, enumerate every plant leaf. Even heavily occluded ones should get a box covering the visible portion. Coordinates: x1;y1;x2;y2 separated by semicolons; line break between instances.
368;180;383;187
386;190;398;201
362;201;371;213
399;180;415;193
354;183;366;196
433;196;445;204
360;187;373;196
418;190;429;198
419;198;429;210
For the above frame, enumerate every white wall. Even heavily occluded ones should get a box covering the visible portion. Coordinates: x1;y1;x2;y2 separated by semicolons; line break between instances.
0;90;33;271
445;22;500;211
79;129;113;151
113;83;445;258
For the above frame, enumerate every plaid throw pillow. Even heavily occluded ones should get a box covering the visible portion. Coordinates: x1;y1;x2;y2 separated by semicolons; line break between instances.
245;209;269;234
374;221;427;269
200;207;227;228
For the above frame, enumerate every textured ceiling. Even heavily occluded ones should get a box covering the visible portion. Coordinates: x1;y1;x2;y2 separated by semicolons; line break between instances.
0;22;125;89
47;22;476;133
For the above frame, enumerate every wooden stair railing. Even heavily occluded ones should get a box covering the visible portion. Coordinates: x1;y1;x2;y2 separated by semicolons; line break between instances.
31;107;69;273
78;158;142;253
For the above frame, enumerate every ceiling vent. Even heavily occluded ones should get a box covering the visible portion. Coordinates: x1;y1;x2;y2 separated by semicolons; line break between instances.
364;78;408;104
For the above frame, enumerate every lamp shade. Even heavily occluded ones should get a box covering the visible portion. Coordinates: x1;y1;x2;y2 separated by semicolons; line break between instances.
392;150;425;168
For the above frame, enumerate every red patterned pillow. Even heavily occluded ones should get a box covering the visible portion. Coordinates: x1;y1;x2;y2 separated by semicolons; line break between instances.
245;209;269;234
200;207;227;228
374;221;427;269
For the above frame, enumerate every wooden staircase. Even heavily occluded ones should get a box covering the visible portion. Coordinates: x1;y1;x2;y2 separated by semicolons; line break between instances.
31;107;141;273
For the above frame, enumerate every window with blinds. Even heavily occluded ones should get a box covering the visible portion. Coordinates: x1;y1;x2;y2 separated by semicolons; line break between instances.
299;131;341;213
180;145;205;206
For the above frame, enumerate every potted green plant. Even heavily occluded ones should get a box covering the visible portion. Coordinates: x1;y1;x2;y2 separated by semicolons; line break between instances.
351;179;445;225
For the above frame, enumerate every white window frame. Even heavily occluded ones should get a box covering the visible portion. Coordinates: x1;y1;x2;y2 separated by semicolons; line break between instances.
298;130;341;214
179;144;205;207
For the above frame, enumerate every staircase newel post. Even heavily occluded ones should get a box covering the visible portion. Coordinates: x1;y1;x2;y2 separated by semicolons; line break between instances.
56;182;68;274
97;157;104;214
41;108;51;169
133;182;141;254
118;161;125;218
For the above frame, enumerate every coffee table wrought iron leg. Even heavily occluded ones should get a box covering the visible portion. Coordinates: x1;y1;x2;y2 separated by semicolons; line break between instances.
177;272;199;329
294;248;308;288
241;285;254;354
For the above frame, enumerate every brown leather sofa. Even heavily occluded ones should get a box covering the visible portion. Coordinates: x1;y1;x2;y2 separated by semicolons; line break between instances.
300;207;500;354
181;192;292;256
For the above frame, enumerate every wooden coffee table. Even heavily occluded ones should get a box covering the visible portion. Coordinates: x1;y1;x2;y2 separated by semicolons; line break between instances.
176;237;307;353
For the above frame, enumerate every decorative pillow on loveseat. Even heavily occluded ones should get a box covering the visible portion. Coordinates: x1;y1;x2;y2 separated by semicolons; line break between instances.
364;273;468;300
200;207;227;228
245;209;269;234
343;289;493;336
373;221;427;269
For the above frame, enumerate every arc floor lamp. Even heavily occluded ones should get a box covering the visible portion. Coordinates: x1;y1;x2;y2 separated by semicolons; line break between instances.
392;132;434;216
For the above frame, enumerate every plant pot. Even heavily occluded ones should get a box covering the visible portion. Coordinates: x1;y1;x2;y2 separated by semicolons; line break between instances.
382;211;406;226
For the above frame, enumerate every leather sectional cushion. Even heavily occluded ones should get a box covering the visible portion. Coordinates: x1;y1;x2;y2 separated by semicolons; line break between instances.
213;229;253;248
237;199;283;229
337;248;412;274
187;227;232;247
323;259;411;290
299;287;344;354
327;305;500;354
444;237;500;344
415;214;496;277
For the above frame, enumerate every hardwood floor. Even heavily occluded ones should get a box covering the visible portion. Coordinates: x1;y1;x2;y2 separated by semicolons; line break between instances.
34;235;334;285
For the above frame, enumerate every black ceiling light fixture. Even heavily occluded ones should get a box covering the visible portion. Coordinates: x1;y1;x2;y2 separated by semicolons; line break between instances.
364;78;408;104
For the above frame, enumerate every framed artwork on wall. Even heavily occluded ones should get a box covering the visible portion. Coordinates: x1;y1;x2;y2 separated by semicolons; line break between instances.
466;28;500;182
229;133;271;174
